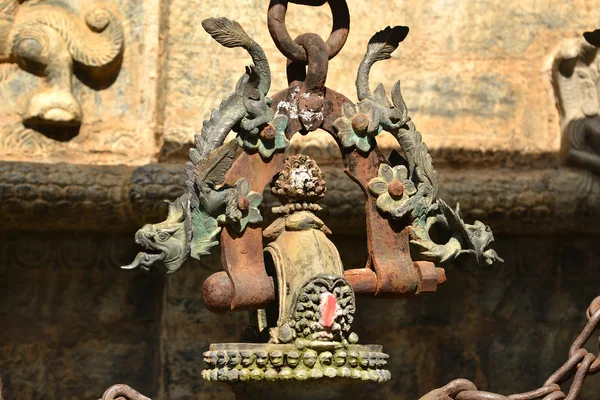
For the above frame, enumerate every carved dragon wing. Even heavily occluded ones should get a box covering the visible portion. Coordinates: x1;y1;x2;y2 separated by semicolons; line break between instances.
356;25;409;101
436;199;472;252
202;17;270;95
390;76;439;203
182;18;273;260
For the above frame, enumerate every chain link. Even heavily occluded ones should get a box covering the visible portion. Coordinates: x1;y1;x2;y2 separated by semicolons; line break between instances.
267;0;350;64
288;0;328;5
422;297;600;400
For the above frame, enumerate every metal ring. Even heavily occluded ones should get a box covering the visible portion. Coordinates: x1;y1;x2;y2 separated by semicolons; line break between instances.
289;0;327;5
267;0;350;64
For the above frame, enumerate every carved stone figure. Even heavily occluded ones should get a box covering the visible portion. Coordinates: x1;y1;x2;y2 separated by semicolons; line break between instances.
550;36;600;174
0;0;124;126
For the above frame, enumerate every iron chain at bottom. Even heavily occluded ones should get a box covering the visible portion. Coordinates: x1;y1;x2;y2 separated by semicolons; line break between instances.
422;297;600;400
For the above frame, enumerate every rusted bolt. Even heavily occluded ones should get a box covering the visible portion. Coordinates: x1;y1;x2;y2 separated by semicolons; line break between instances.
238;196;250;211
299;92;324;111
202;271;235;313
414;261;445;293
436;268;447;285
387;179;405;199
351;113;369;133
260;124;277;140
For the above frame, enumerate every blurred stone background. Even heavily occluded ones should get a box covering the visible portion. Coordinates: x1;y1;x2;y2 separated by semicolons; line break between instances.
1;0;600;399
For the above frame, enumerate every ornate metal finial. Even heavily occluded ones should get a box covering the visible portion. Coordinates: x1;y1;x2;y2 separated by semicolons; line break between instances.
270;154;326;215
116;0;502;397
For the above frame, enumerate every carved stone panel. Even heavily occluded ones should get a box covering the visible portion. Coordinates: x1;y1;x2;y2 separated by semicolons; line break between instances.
162;0;600;166
0;0;162;165
550;38;600;173
0;233;163;399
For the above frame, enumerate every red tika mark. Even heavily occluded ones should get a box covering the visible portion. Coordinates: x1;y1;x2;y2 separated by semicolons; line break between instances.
321;293;337;328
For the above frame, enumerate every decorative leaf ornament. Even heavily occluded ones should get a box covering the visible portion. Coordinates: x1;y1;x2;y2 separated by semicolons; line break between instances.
340;25;500;269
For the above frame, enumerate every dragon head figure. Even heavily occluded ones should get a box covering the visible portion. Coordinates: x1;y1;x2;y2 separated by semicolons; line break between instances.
409;200;502;269
239;66;270;119
464;220;503;266
122;194;191;275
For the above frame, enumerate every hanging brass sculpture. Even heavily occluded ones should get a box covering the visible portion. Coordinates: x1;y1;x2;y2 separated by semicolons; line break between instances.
118;0;507;397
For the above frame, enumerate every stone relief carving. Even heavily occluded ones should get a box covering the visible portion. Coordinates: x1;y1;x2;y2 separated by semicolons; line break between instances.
550;36;600;174
0;0;124;126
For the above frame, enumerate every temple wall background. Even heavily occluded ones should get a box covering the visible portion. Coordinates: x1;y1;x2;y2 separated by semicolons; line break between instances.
1;0;600;399
2;0;599;166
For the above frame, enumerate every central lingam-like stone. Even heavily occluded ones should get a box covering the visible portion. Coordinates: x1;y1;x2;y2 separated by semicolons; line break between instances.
320;293;337;328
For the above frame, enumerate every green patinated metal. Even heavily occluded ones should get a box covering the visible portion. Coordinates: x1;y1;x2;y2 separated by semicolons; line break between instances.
117;1;505;398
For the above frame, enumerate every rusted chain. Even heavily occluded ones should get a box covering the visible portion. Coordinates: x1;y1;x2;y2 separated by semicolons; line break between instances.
564;353;595;400
456;391;509;400
544;349;587;386
422;297;600;400
541;393;566;400
267;0;349;63
291;33;328;93
508;384;561;400
288;0;328;5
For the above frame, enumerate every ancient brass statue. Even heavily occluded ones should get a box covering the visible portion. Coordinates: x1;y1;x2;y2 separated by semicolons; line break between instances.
114;1;502;398
0;0;123;126
93;1;600;399
122;18;502;285
551;31;600;174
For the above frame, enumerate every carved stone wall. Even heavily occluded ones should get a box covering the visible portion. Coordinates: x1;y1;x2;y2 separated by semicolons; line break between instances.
1;233;598;399
0;0;162;165
158;0;600;166
1;1;599;166
0;233;164;399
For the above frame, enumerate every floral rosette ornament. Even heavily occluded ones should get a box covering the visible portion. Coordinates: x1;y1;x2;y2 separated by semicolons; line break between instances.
237;114;290;159
333;102;382;154
270;155;327;215
368;164;417;219
218;178;263;232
